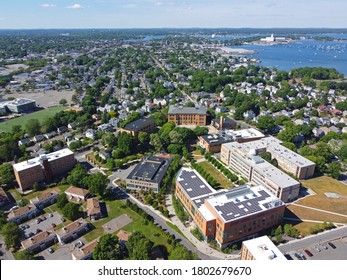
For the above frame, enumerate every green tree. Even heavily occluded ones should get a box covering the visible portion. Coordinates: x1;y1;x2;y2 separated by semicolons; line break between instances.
84;172;109;196
62;202;80;221
59;98;68;105
1;222;20;250
0;210;7;230
117;132;135;156
138;131;150;146
16;249;35;260
327;162;341;179
150;133;164;152
256;115;275;131
126;232;154;260
25;119;41;137
93;234;125;260
56;193;68;209
194;126;208;136
169;244;198;260
0;163;15;186
66;164;88;188
18;198;29;207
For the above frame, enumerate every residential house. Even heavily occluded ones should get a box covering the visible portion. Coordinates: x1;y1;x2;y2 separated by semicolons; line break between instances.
44;131;57;139
86;197;102;220
57;126;68;134
71;238;99;260
30;190;59;209
57;218;90;244
243;110;256;120
312;127;325;139
21;230;57;253
7;204;39;224
65;186;90;202
85;129;97;140
33;135;45;143
18;138;32;146
330;126;342;134
99;150;111;161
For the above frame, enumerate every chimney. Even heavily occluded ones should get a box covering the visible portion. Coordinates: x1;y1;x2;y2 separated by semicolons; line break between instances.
220;115;224;128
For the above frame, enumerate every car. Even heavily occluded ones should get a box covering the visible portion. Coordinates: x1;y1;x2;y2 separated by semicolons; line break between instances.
47;248;54;254
28;232;35;237
51;223;56;228
314;246;321;252
20;225;26;230
24;224;30;229
74;240;84;249
48;213;53;218
321;243;328;250
60;218;65;222
294;252;302;260
36;217;43;224
35;229;42;234
328;242;336;249
41;216;46;221
304;249;313;257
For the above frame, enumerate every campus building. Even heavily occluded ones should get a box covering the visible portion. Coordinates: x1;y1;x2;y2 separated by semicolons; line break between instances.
13;148;76;191
126;154;172;193
120;118;156;138
221;141;300;202
209;116;237;133
175;168;285;248
198;128;264;153
168;105;207;126
0;98;36;113
240;235;287;260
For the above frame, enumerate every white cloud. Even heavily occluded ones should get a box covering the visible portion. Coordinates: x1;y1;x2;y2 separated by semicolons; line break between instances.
155;2;163;5
40;3;56;8
66;4;84;9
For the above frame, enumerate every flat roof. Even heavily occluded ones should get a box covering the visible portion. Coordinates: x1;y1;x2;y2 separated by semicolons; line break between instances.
176;168;216;199
127;155;172;184
225;128;265;140
13;148;74;172
123;118;155;131
242;235;287;260
168;105;207;115
200;134;233;146
5;98;36;106
206;185;283;223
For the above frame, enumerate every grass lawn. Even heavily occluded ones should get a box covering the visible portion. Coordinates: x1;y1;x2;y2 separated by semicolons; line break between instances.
0;107;66;132
166;221;186;239
198;161;234;189
192;149;204;160
8;189;21;201
298;176;347;215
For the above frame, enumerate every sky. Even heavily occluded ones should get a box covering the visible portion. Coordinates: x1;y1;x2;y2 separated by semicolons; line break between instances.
0;0;347;29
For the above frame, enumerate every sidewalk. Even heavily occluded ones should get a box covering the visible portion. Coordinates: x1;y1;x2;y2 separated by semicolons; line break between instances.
165;194;240;260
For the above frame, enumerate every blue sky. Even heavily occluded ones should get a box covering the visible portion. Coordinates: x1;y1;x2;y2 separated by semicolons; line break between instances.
0;0;346;29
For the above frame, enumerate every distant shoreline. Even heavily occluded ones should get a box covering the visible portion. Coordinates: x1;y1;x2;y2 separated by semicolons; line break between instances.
220;47;257;55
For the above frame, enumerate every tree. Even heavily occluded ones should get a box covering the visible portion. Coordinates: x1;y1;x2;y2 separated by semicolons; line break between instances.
18;198;29;207
150;133;164;152
126;232;153;260
16;249;35;260
85;172;109;196
62;202;80;221
66;164;88;187
25;119;41;137
59;98;68;105
56;193;68;209
0;210;7;230
327;162;341;179
194;126;208;136
93;234;125;260
169;244;198;260
117;132;135;156
138;132;150;146
256;115;275;131
1;222;20;250
0;163;15;186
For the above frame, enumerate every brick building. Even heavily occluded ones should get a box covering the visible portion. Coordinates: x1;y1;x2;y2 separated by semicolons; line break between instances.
120;118;156;138
168;105;207;126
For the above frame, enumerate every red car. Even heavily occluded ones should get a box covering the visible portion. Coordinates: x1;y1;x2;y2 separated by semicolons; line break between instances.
36;218;43;224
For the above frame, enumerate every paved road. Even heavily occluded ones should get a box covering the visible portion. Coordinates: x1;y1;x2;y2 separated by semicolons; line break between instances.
111;186;212;260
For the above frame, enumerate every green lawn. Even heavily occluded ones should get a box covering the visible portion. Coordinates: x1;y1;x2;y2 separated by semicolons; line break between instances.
197;161;234;189
166;221;186;239
0;107;66;132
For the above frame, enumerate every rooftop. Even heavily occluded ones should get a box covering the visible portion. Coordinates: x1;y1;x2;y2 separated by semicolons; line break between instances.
13;148;74;172
57;218;88;237
168;105;207;115
72;238;99;259
206;185;284;223
242;235;287;260
7;204;37;219
65;186;90;197
30;190;59;204
127;155;172;184
21;230;55;249
123;118;155;131
87;197;101;216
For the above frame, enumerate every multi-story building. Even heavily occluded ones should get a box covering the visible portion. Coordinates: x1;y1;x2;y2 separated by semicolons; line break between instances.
30;190;59;209
7;204;39;224
21;230;57;253
126;154;172;193
120;118;156;138
198;128;264;153
168;105;207;126
2;98;36;113
13;148;76;191
209;116;237;133
56;218;90;244
240;235;287;260
221;141;300;202
175;168;285;248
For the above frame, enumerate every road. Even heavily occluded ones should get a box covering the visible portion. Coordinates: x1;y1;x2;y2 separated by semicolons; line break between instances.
111;186;212;260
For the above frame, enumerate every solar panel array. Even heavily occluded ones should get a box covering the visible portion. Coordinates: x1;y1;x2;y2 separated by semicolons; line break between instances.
179;170;214;199
214;189;274;222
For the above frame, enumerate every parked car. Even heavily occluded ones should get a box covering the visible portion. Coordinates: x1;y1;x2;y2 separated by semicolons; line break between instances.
51;223;56;228
320;243;328;250
328;242;336;249
304;249;313;257
314;246;321;252
41;215;46;221
36;217;43;224
47;248;54;254
48;213;53;218
75;240;84;249
35;229;42;234
294;252;302;260
60;218;65;222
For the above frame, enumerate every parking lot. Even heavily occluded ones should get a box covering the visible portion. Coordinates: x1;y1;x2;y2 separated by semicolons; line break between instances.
20;211;63;238
287;239;347;260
